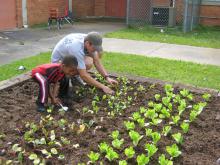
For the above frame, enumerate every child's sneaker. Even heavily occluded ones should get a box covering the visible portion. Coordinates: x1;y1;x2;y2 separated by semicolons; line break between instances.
36;101;46;112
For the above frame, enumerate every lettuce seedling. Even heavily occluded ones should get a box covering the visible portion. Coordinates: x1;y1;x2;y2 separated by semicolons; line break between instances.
99;142;110;153
166;144;182;158
173;95;181;104
180;122;189;133
189;110;198;122
124;121;135;131
145;128;153;137
132;112;142;121
193;102;207;115
129;130;143;146
137;154;149;165
164;84;174;93
145;143;158;157
155;94;161;101
180;89;189;97
140;107;147;114
202;93;211;102
137;118;145;127
150;132;161;144
119;160;128;165
144;109;158;119
105;148;119;162
162;97;171;107
88;151;100;163
171;115;180;125
124;146;135;159
158;154;173;165
150;118;162;126
154;103;163;112
148;101;154;108
112;139;124;149
162;126;171;136
110;130;120;139
159;107;170;119
172;133;183;144
28;153;41;165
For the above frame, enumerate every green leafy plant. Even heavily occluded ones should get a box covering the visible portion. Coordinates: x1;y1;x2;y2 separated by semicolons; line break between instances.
140;107;147;114
159;107;170;119
28;153;41;165
189;110;198;122
158;154;173;165
162;97;171;107
180;122;189;133
119;160;128;165
162;126;171;136
129;130;143;146
148;101;154;108
110;130;120;139
88;151;100;163
166;144;182;158
99;142;110;153
137;118;145;127
112;139;124;149
124;146;135;159
132;112;142;121
177;100;186;116
164;84;174;93
145;143;158;157
150;132;161;144
145;128;153;137
105;147;119;162
172;133;183;144
144;109;158;119
137;154;150;165
171;115;180;125
150;118;162;126
155;94;161;101
154;103;163;112
202;93;211;102
124;121;135;130
180;89;189;97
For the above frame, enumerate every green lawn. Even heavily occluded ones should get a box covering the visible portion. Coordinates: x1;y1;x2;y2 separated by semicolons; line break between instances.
105;25;220;49
0;52;220;90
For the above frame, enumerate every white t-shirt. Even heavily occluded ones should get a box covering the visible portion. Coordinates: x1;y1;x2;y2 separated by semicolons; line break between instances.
51;33;87;69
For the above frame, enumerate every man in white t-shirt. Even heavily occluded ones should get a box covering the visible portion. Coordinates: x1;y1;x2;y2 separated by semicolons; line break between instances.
51;32;118;95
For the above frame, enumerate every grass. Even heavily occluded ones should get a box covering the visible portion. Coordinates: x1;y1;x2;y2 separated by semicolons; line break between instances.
0;52;220;90
105;25;220;48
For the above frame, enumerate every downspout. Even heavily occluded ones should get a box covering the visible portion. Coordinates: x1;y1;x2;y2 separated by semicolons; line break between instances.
22;0;28;28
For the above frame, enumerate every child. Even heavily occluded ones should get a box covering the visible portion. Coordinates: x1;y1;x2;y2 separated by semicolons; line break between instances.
32;55;78;112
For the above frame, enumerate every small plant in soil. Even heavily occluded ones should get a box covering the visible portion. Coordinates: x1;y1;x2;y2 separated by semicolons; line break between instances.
171;115;180;125
119;160;128;165
154;94;161;101
180;122;190;133
137;117;145;127
144;109;158;119
99;142;110;153
124;146;135;159
124;121;135;130
145;143;158;157
132;112;142;121
172;132;183;144
88;151;100;163
145;128;153;137
159;107;171;119
112;138;124;149
110;130;120;139
162;125;172;136
137;154;150;165
150;132;161;144
105;147;119;162
166;144;182;159
158;154;173;165
129;130;143;146
202;93;211;102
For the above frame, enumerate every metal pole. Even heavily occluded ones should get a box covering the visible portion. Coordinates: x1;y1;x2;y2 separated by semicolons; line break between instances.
126;0;130;26
183;0;189;33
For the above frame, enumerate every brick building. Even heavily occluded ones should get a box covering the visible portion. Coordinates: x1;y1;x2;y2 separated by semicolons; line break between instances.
0;0;219;30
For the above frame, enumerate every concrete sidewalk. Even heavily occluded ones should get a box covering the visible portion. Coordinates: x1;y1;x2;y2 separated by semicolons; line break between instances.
103;38;220;66
0;22;220;66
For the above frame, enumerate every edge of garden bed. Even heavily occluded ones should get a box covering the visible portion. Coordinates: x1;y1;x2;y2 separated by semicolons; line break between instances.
0;71;219;97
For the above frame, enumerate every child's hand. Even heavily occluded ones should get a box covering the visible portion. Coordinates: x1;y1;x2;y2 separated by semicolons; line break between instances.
51;97;61;105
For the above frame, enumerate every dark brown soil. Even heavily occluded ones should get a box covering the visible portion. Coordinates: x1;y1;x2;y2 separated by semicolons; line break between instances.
0;78;219;165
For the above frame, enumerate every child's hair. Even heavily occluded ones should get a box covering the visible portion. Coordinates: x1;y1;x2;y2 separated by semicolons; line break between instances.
62;55;78;67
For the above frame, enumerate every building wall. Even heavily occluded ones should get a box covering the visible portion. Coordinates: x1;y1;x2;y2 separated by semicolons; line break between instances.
200;5;220;26
72;0;95;17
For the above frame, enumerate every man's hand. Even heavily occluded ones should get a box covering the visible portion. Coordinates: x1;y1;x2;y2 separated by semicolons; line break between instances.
102;86;114;95
51;97;61;105
106;77;118;86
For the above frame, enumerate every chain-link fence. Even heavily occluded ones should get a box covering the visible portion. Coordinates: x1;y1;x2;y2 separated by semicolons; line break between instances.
126;0;201;32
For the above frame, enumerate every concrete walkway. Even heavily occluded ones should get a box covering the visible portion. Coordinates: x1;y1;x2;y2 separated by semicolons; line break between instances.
0;22;220;66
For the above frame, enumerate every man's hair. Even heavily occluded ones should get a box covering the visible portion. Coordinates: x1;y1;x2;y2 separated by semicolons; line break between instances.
62;55;78;67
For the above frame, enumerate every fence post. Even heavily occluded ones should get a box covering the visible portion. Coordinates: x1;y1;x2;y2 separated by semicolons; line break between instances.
183;0;189;33
126;0;130;26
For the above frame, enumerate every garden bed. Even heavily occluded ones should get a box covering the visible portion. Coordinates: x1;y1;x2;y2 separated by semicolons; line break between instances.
0;74;219;165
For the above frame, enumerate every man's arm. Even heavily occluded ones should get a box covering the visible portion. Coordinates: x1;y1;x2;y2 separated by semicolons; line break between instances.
78;69;114;94
93;52;118;85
